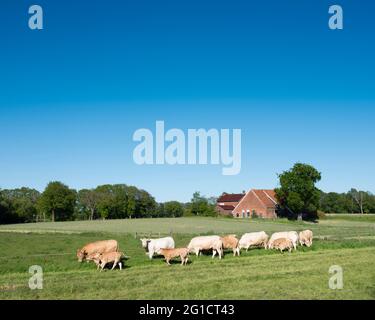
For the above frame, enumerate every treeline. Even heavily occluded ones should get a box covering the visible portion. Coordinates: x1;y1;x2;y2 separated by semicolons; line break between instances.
0;182;217;224
319;189;375;214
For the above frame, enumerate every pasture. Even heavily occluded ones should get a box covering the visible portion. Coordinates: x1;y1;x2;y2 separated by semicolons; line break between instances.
0;216;374;300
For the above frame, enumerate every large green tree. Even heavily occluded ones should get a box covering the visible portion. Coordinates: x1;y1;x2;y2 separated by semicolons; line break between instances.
188;192;217;216
275;163;321;220
163;201;184;217
37;182;76;221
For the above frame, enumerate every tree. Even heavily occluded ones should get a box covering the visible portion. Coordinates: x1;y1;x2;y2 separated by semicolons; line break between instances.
77;189;101;220
164;201;184;218
348;188;364;214
275;163;321;220
188;192;217;216
2;188;40;222
0;189;18;224
37;182;76;222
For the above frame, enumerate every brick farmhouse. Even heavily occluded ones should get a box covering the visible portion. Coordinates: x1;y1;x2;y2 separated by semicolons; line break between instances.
216;189;278;218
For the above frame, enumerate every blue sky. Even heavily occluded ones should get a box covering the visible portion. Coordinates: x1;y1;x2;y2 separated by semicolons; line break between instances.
1;0;374;202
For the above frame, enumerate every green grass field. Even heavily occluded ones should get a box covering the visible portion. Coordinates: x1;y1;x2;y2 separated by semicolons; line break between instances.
0;216;374;300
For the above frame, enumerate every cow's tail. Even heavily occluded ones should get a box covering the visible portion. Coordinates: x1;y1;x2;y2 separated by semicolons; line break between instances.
120;252;130;259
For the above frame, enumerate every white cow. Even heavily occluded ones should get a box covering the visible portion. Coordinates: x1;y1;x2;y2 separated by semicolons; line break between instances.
238;232;269;252
268;231;299;250
187;236;223;259
140;237;175;259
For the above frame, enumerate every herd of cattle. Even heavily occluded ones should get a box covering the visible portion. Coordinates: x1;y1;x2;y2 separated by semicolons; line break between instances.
76;230;313;270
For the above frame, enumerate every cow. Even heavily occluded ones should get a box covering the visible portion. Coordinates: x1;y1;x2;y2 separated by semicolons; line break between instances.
268;231;299;250
140;237;175;259
76;240;119;262
299;230;313;247
91;251;126;271
159;248;189;266
272;238;293;253
221;235;240;256
238;232;269;252
187;235;223;259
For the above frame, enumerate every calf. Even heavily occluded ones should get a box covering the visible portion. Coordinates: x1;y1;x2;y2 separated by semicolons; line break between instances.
91;251;125;271
221;235;240;256
159;248;189;266
273;238;293;253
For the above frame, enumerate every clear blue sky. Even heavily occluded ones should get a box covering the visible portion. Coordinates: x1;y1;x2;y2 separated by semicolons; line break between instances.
1;0;374;202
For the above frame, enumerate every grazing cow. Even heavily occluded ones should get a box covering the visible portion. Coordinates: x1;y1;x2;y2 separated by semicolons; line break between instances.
272;238;293;253
299;230;313;247
159;248;189;266
140;237;175;259
76;240;118;262
91;251;125;271
187;236;223;259
221;235;240;256
268;231;299;250
238;232;269;252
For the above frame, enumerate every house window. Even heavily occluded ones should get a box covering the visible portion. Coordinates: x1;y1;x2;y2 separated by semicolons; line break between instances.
242;210;245;218
246;210;250;218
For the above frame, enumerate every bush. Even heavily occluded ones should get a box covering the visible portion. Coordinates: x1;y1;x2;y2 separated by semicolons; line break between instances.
317;210;326;220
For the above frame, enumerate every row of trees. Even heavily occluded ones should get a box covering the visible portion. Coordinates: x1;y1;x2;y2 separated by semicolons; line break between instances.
0;183;217;224
1;163;374;224
319;189;375;214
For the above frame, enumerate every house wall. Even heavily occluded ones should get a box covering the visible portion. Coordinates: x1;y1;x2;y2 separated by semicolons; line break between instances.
232;191;277;219
216;205;233;216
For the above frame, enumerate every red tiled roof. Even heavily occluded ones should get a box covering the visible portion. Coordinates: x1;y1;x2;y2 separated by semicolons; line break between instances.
252;189;277;208
217;193;245;203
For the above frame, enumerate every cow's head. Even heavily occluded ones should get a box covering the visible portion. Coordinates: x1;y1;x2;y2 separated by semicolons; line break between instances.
76;249;86;262
140;238;151;251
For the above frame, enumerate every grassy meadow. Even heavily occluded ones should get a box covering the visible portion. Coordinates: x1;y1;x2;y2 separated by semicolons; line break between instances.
0;216;374;300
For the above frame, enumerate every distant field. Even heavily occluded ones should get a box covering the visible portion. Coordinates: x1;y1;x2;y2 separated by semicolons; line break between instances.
0;217;374;300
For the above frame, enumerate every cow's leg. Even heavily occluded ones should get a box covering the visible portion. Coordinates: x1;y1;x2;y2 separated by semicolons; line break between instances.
212;250;216;259
196;249;200;257
218;248;222;260
111;260;118;270
100;262;106;271
119;262;122;270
